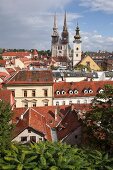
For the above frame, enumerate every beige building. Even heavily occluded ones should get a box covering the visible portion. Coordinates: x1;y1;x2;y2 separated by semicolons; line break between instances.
4;70;53;108
79;55;101;71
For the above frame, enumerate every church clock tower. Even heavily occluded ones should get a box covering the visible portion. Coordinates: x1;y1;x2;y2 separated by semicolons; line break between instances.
73;23;82;67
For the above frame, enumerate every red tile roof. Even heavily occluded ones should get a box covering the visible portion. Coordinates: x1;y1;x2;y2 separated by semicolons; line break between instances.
2;51;31;57
52;56;68;63
6;70;53;85
0;60;6;66
12;104;91;141
6;68;16;76
0;72;9;80
54;81;113;98
12;108;52;141
0;89;13;104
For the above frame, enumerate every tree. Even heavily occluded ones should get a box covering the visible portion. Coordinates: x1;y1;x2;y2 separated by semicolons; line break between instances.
0;101;13;152
83;84;113;151
1;142;113;170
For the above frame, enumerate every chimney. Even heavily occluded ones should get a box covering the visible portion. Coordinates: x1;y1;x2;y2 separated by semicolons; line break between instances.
55;108;58;121
71;104;74;111
20;114;24;120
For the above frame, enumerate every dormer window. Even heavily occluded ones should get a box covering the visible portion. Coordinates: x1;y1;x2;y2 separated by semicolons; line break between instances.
56;90;60;95
69;90;73;94
89;89;93;93
62;90;66;95
98;89;104;94
84;89;88;94
74;89;78;94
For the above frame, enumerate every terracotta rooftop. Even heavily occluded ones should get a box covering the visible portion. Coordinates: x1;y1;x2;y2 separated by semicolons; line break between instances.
54;81;113;98
6;70;53;85
6;68;16;76
12;108;52;141
2;51;31;57
52;56;68;62
0;60;6;66
0;89;12;104
12;104;91;141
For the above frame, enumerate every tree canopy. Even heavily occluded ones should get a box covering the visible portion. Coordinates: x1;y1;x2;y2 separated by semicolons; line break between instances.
0;142;113;170
0;101;13;152
83;84;113;151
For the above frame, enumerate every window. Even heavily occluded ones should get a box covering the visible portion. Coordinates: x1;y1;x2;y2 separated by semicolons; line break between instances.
56;101;59;106
24;90;27;97
62;101;65;105
30;136;36;143
28;129;31;133
44;89;48;97
32;102;36;107
44;101;48;106
21;137;27;142
12;90;15;97
74;89;78;94
56;91;60;95
84;89;88;94
86;61;90;67
77;100;80;104
69;101;72;105
24;102;28;108
89;89;93;93
84;100;87;104
39;137;43;141
69;90;73;94
32;90;36;97
76;54;78;57
76;47;79;50
62;90;66;95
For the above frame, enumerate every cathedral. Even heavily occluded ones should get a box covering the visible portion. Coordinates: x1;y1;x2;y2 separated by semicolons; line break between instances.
51;12;82;68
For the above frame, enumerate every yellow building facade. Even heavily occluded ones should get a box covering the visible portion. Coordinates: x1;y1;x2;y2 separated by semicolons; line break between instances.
79;55;101;71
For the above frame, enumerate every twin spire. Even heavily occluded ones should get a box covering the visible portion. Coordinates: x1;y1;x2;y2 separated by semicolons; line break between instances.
52;12;68;37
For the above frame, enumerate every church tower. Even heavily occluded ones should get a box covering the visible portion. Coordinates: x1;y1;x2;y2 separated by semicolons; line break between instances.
51;14;59;57
73;23;82;67
61;11;69;44
60;12;69;57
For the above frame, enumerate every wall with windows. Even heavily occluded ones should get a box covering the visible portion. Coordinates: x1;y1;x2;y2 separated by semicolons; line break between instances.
12;128;44;144
53;96;94;106
7;85;53;108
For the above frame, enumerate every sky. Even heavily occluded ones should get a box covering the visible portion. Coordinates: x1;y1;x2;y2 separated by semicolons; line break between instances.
0;0;113;52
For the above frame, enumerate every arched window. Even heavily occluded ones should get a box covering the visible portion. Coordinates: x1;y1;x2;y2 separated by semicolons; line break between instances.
74;89;78;94
84;89;88;94
62;90;66;95
98;89;104;94
89;89;93;93
56;91;60;95
69;90;73;94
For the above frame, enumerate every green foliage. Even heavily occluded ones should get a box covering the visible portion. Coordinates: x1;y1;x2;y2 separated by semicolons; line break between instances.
0;101;13;152
74;64;91;72
83;84;113;151
0;142;113;169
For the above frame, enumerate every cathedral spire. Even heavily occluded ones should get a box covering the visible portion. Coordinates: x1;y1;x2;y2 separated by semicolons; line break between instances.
54;13;57;29
51;13;59;44
63;11;67;31
61;11;69;44
52;13;59;37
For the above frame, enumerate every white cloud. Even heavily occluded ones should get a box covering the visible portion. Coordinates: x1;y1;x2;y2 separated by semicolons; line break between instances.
79;0;113;13
81;31;113;51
